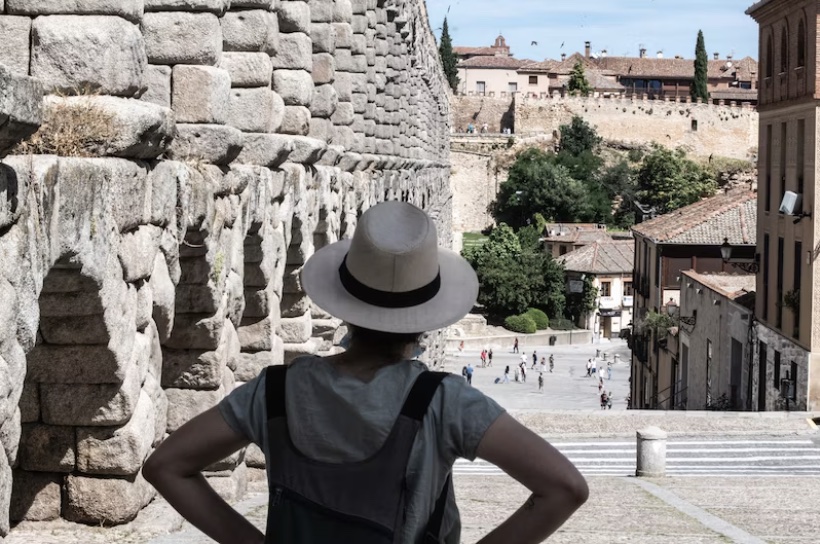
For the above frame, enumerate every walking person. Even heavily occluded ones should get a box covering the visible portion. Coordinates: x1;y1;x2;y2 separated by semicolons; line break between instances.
480;350;487;368
503;364;510;383
586;359;592;377
591;359;597;377
549;354;555;373
606;364;612;381
607;392;613;410
487;348;493;367
520;362;527;383
600;391;608;410
539;357;547;375
142;201;588;544
465;363;474;386
513;337;519;354
538;372;544;392
531;350;538;369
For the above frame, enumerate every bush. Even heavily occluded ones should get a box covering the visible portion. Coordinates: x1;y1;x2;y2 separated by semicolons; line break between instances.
504;314;537;334
525;308;549;330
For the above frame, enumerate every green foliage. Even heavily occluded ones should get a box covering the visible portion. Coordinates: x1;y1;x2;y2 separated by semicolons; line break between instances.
504;314;537;334
559;117;602;156
565;275;599;323
635;310;677;337
550;317;576;330
627;148;645;163
635;145;717;214
692;30;709;102
568;61;592;96
463;224;566;318
438;18;460;93
600;161;637;229
525;308;549;330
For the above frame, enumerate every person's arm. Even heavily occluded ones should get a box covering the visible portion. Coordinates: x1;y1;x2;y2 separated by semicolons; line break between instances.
474;413;589;544
142;407;264;544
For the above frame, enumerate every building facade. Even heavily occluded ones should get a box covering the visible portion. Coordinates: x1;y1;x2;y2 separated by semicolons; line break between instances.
747;0;820;411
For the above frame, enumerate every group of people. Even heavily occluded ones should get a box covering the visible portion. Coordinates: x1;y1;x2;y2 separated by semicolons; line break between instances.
464;122;490;134
480;348;493;367
585;358;612;381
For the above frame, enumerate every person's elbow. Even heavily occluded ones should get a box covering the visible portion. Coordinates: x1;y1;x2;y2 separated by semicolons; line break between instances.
556;469;589;508
141;451;165;486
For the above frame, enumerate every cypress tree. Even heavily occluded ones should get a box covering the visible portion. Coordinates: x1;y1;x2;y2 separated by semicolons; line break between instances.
692;30;709;103
568;61;592;96
439;18;460;93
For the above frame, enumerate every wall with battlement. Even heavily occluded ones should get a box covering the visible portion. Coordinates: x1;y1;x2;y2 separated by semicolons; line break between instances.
0;0;450;533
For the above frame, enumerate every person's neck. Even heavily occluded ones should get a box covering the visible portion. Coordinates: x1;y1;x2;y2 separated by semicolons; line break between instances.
327;342;412;380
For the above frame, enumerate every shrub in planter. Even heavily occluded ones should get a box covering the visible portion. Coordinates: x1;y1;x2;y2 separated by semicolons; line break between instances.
504;314;537;334
525;308;549;330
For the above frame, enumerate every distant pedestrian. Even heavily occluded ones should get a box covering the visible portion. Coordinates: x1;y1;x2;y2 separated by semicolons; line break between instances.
461;365;468;381
598;377;603;393
591;359;598;376
465;364;474;385
521;354;527;366
514;367;520;382
600;391;608;410
532;351;538;369
487;349;493;367
513;338;519;353
538;372;544;392
549;354;554;373
586;360;592;377
606;365;612;381
520;363;527;383
503;365;510;383
607;392;613;410
539;358;547;374
480;350;487;368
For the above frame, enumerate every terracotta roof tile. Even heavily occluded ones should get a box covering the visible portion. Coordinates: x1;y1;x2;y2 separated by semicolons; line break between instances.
453;46;499;56
558;240;635;274
683;271;756;300
458;56;528;69
591;56;758;81
632;191;757;245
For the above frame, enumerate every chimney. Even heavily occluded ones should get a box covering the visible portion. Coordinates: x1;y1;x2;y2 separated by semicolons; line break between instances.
639;48;647;58
585;41;591;59
601;49;608;58
727;53;733;60
561;52;567;61
714;52;719;60
657;51;663;59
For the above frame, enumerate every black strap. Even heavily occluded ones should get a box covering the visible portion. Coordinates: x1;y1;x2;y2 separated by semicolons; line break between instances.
339;255;442;309
265;365;289;420
399;371;448;421
423;474;452;544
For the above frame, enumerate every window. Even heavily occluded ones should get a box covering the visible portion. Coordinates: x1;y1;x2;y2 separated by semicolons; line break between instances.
691;120;698;131
798;19;807;68
797;119;805;195
559;245;569;255
794;241;802;338
765;125;772;212
776;237;784;328
763;234;770;321
600;282;611;297
766;35;773;78
529;75;538;85
648;80;662;91
476;81;486;94
624;282;634;296
780;27;789;73
508;82;518;92
773;350;781;388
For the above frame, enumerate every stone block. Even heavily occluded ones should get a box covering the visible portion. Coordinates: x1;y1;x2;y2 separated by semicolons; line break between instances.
333;23;353;49
280;106;311;136
333;0;352;22
309;117;334;143
235;346;282;382
221;10;278;54
0;16;31;76
273;69;314;106
149;255;176;343
205;462;247;502
31;16;145;96
279;2;311;33
139;65;172;108
245;442;265;468
334;71;353;100
76;390;154;476
165;386;224;432
331;102;354;126
226;88;279;133
147;161;181;227
119;225;163;282
311;22;335;53
312;53;335;85
20;382;39;423
0;408;20;467
236;133;294;167
145;0;230;13
143;12;222;66
166;313;226;350
64;472;153;525
219;52;273;88
7;0;144;22
0;70;43;156
277;312;312;344
20;424;75;472
311;84;338;118
161;342;228;389
168;124;245;166
231;0;276;7
27;341;136;384
172;65;231;124
271;32;313;71
244;283;277;318
309;0;333;23
283;338;320;364
287;136;327;164
237;316;277;351
10;471;61;522
281;292;311;318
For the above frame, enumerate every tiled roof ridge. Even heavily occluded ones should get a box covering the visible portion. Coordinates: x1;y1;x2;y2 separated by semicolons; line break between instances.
739;199;751;244
591;241;601;269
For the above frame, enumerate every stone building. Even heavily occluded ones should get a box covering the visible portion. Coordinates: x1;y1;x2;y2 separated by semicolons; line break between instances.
747;0;819;411
630;191;756;409
0;0;451;534
542;223;614;259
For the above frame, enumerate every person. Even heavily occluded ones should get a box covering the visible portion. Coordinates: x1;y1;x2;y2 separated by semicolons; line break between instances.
539;357;547;374
513;337;519;353
514;366;520;382
600;391;608;410
465;363;474;385
586;359;592;377
487;348;493;367
520;362;527;383
607;392;614;410
549;354;555;373
538;372;544;392
480;349;487;368
481;122;489;133
467;122;475;134
503;364;510;383
142;202;587;544
531;350;538;369
521;353;527;367
591;359;598;377
462;365;468;381
598;377;604;393
607;365;612;381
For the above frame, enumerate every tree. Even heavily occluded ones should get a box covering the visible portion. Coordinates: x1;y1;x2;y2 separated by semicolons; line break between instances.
568;61;592;96
558;116;602;156
565;275;599;326
692;30;709;103
438;18;460;93
635;145;717;215
490;148;588;228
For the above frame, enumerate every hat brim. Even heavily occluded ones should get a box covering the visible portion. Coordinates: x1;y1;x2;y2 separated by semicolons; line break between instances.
300;239;479;333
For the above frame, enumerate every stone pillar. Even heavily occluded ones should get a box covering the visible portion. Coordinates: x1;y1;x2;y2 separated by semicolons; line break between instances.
636;426;667;477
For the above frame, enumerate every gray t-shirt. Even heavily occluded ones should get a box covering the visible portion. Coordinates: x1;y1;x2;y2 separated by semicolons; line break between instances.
218;356;505;543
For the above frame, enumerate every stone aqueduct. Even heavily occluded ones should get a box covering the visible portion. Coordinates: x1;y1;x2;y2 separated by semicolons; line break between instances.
0;0;451;533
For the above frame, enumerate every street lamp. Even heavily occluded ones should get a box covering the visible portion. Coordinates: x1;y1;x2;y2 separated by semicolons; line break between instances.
721;238;760;274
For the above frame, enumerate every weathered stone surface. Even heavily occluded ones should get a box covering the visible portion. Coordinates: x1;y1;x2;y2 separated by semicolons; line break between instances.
205;461;247;502
143;12;222;66
172;65;231;124
236;133;294;167
227;88;279;133
168;124;245;166
232;0;276;7
0;164;26;230
0;66;44;157
273;69;314;106
145;0;230;13
235;345;282;382
277;312;312;344
119;225;163;282
283;338;321;364
219;52;273;88
312;53;336;85
311;84;338;118
76;390;154;475
0;16;32;77
279;2;311;33
19;424;75;472
7;0;144;22
164;386;224;432
309;117;334;143
64;472;154;524
311;22;335;54
221;10;279;54
271;32;313;71
237;316;277;351
31;16;146;96
0;408;20;467
161;341;228;389
20;382;39;423
287;136;327;164
149;255;176;343
280;106;311;135
166;313;226;350
10;471;61;522
244;442;265;468
139;65;173;108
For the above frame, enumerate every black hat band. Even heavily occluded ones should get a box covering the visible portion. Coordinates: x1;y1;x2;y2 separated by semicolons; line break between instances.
338;254;441;309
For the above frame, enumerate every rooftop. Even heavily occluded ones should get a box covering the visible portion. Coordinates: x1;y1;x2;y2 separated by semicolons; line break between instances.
458;56;531;69
631;190;757;245
683;270;756;309
558;240;635;274
594;56;758;80
453;46;502;57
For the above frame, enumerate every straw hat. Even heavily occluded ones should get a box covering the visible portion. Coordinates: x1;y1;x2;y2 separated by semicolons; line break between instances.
301;201;479;333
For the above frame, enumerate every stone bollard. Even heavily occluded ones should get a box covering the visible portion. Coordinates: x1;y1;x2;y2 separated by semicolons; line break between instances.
636;427;667;477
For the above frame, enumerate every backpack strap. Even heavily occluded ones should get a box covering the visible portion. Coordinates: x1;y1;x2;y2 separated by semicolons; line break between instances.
399;371;448;421
265;365;289;420
423;473;452;544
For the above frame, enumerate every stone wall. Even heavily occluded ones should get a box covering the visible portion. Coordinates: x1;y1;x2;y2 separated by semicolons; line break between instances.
450;150;499;234
0;0;450;533
451;95;514;134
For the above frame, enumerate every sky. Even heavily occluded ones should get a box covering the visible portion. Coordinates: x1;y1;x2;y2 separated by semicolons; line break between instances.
425;0;760;62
